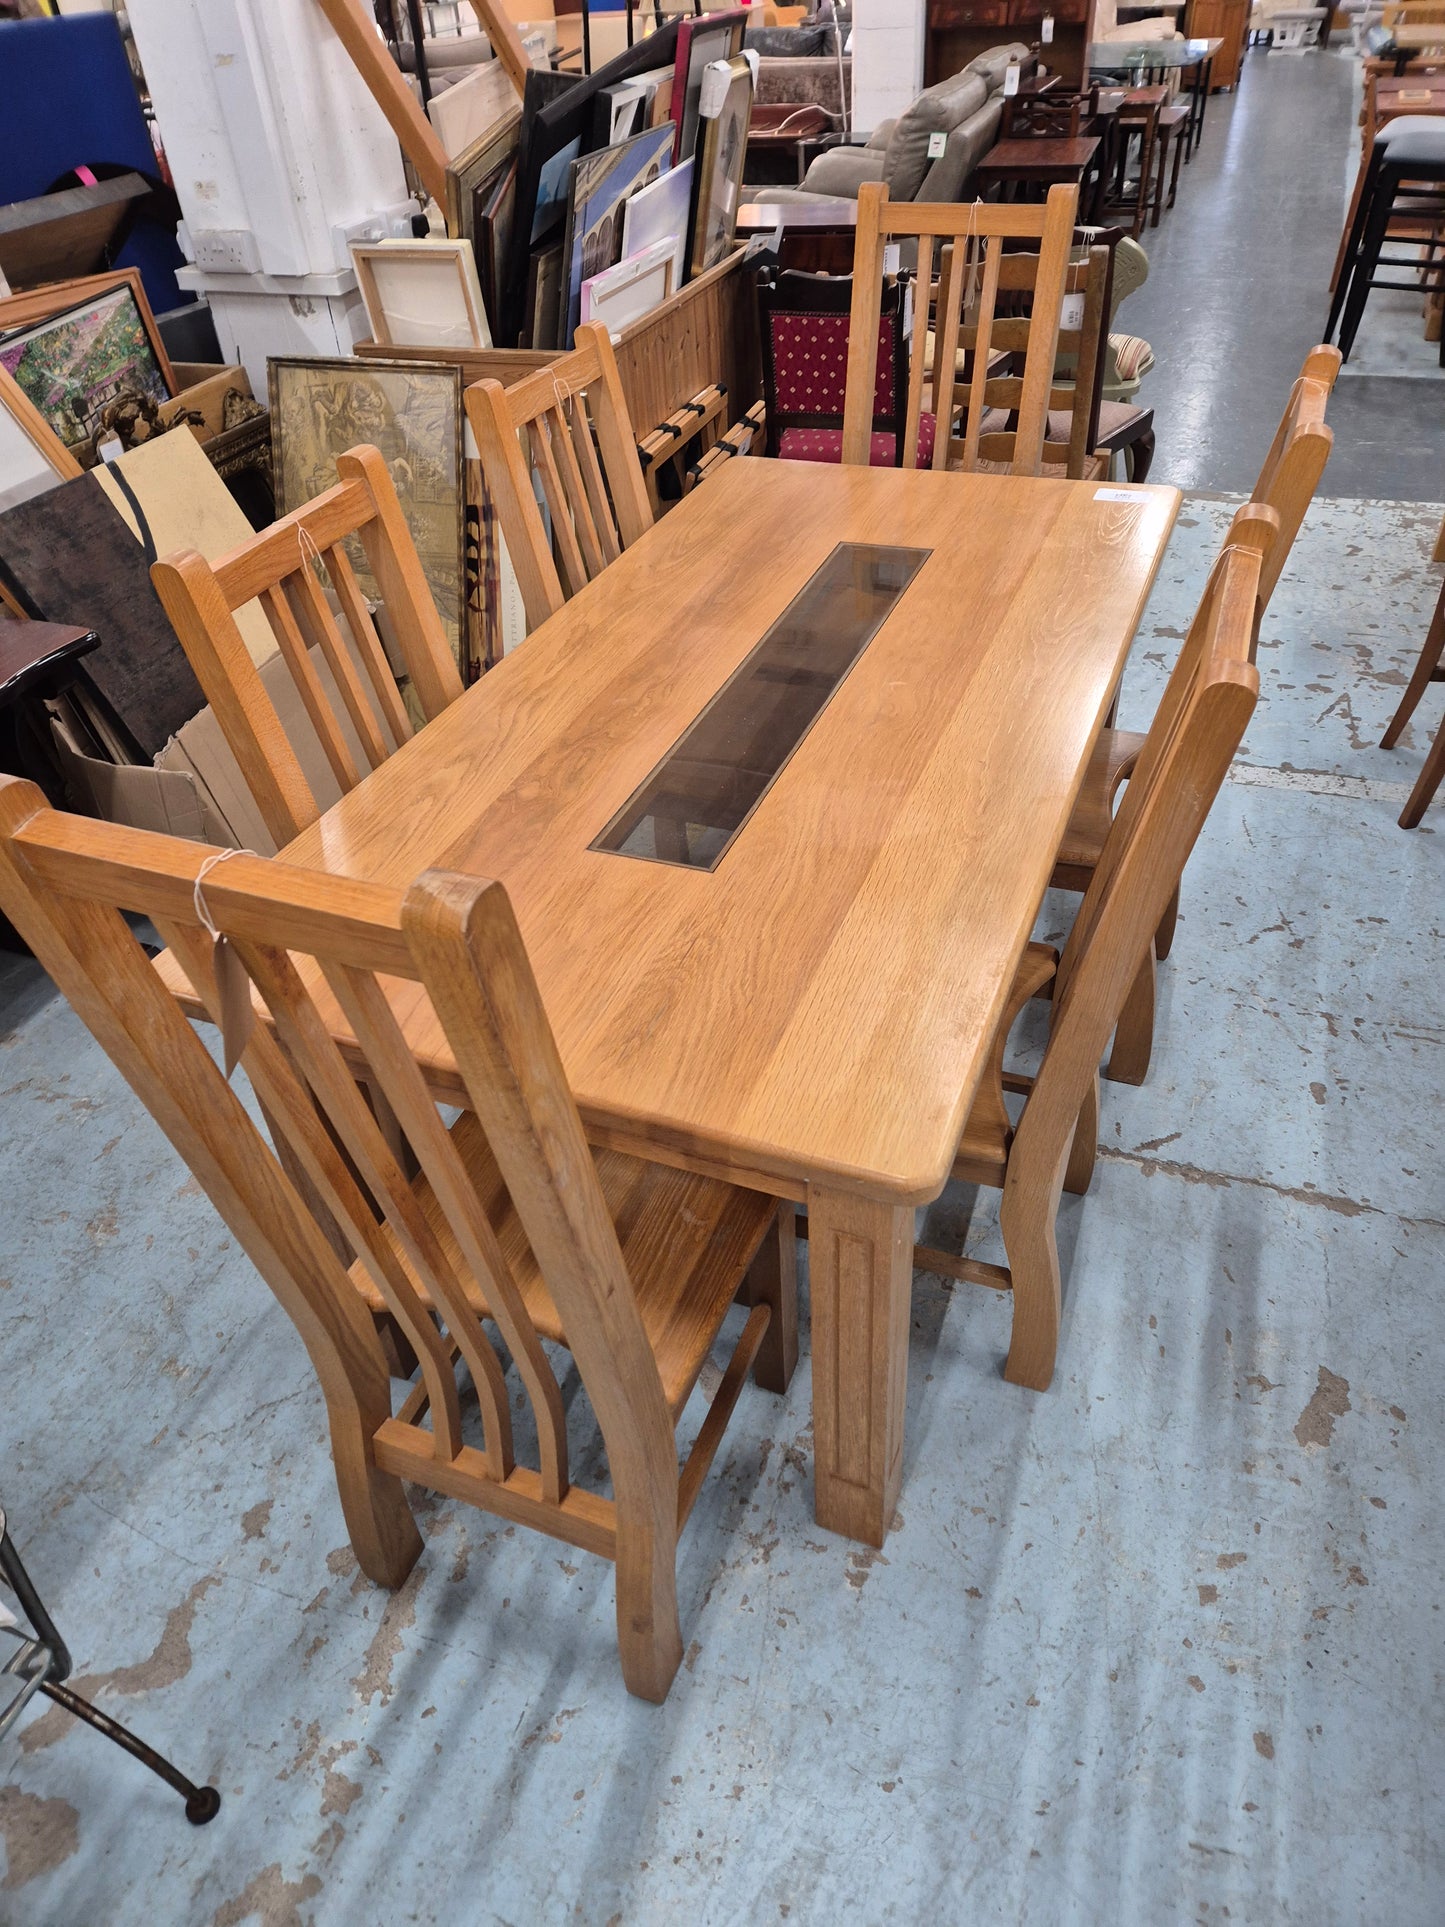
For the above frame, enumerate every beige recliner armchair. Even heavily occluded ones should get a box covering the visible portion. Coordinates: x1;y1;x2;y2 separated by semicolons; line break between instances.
752;43;1031;208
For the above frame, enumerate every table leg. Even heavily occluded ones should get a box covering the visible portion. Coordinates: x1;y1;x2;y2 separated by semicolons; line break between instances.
807;1183;913;1549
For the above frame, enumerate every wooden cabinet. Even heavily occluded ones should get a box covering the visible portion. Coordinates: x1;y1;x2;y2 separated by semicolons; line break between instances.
1186;0;1250;87
926;0;1098;86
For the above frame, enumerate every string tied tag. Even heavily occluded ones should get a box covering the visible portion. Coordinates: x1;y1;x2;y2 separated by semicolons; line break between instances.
193;847;258;1078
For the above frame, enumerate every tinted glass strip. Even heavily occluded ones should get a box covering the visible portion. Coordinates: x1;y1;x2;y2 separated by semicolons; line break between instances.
591;542;931;872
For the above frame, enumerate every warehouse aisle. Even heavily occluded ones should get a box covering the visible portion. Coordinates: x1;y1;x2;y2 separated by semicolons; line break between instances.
1127;43;1443;497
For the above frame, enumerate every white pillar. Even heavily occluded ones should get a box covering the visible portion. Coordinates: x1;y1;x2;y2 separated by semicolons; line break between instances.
123;0;417;388
850;0;928;136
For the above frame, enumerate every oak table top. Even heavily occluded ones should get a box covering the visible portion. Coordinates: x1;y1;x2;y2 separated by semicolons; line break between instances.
280;458;1180;1207
160;457;1178;1547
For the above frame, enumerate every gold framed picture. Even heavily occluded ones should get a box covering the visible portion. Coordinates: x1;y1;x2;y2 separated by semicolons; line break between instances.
269;356;466;664
690;55;753;279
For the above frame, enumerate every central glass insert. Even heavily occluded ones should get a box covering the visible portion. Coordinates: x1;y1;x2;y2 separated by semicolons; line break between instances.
591;542;931;871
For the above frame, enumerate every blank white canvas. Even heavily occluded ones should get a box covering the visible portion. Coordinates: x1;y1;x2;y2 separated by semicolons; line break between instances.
622;158;694;296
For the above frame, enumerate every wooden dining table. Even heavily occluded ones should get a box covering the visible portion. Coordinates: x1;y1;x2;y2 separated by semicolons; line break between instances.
176;459;1179;1549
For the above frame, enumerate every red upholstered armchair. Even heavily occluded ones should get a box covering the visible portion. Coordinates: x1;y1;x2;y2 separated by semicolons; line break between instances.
756;268;936;466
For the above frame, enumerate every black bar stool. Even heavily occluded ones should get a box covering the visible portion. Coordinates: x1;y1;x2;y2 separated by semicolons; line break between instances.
1327;119;1445;360
1;1506;221;1824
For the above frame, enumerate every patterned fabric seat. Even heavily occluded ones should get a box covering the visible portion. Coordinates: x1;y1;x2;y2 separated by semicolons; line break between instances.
778;417;937;465
758;268;923;467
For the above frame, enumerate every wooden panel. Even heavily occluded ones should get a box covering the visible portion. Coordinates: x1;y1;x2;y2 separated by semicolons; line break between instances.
355;249;764;443
268;461;1178;1206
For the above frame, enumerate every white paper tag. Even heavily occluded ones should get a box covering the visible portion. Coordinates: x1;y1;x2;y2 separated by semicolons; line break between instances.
927;130;947;159
699;58;732;119
1003;61;1021;96
1094;487;1138;502
1060;291;1085;330
903;280;914;343
883;243;901;276
1042;13;1055;41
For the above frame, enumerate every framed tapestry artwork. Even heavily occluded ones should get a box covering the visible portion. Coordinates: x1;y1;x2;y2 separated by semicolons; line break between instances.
268;356;466;665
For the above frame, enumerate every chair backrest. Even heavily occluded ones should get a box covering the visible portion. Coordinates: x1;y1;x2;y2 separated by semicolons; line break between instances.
150;443;464;851
1248;343;1340;611
843;181;1080;474
1002;90;1092;139
757;267;909;460
464;320;653;635
1010;506;1276;1206
0;778;677;1571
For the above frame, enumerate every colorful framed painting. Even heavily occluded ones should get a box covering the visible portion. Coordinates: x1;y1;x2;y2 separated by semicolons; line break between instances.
268;356;466;664
0;281;175;459
690;54;753;277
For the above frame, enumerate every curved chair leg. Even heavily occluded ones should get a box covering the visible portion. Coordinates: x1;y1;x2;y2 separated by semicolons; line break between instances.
1063;1073;1100;1197
1106;945;1156;1087
614;1506;684;1703
1000;1179;1063;1392
1399;709;1445;828
1381;578;1445;747
329;1409;424;1590
1128;430;1156;484
1154;883;1181;962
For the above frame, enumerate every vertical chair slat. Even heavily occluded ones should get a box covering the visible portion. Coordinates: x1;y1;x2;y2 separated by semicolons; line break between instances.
901;234;934;472
156;916;466;1462
261;582;363;794
958;239;1002;473
287;563;392;774
549;401;608;581
321;961;573;1502
529;413;591;599
568;395;622;565
321;542;415;748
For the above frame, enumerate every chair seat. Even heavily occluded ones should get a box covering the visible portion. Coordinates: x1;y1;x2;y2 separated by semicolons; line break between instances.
1109;332;1155;384
778;414;937;465
1053;726;1148;876
351;1115;777;1419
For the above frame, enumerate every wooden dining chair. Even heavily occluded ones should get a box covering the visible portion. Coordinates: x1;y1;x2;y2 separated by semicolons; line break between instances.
1380;504;1445;826
464;320;654;636
151;443;465;851
1051;344;1340;1085
842;181;1081;477
913;531;1265;1391
0;779;795;1703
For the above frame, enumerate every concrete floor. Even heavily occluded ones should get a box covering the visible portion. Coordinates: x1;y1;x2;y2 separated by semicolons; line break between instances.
3;47;1445;1927
1127;46;1445;498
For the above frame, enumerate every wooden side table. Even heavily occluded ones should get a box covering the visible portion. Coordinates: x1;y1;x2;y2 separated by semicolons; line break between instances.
974;134;1103;216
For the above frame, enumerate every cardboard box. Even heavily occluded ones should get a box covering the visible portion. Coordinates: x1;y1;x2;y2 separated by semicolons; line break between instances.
52;608;404;853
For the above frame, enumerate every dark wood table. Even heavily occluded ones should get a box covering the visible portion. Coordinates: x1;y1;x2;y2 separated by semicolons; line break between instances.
975;134;1103;212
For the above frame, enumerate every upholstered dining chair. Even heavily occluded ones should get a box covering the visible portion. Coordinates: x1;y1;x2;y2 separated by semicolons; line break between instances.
913;527;1267;1390
757;266;936;465
841;181;1081;476
0;781;796;1703
151;442;465;851
1051;343;1340;1086
464;320;653;635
